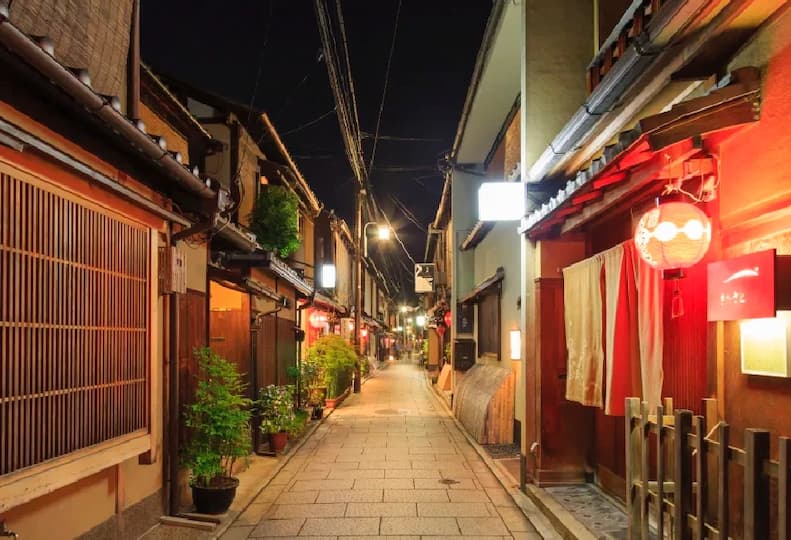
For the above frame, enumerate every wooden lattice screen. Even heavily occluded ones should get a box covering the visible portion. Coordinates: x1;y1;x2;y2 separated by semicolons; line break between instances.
0;169;151;477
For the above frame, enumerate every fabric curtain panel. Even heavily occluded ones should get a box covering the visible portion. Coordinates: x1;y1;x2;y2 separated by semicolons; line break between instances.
631;241;664;411
563;257;604;408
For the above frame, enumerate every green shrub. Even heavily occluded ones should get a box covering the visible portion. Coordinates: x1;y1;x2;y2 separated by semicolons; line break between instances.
305;334;357;398
182;347;251;487
258;384;296;434
249;185;301;258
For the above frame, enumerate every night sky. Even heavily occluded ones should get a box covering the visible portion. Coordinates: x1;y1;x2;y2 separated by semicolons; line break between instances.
141;0;491;299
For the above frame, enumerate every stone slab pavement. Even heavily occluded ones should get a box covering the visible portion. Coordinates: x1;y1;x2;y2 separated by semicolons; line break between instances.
220;362;544;539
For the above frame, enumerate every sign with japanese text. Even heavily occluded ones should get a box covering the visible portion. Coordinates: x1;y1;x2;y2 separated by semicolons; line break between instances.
707;249;776;321
415;263;435;293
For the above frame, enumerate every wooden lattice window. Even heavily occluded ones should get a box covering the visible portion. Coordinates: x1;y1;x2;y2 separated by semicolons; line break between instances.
0;166;152;483
477;289;501;359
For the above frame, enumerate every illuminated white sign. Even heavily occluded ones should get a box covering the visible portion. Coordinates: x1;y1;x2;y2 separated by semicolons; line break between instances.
478;182;525;221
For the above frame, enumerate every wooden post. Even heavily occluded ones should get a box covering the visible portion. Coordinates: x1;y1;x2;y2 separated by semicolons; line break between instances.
744;429;770;540
656;405;665;540
780;437;790;540
674;410;693;540
695;416;707;539
718;422;730;540
640;402;650;540
625;398;641;539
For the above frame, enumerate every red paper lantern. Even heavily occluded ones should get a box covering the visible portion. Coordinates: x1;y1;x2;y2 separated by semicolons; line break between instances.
634;201;711;270
443;310;452;328
309;311;328;329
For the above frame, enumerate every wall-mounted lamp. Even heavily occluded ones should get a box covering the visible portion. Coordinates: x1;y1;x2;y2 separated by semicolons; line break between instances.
321;264;336;288
510;329;521;361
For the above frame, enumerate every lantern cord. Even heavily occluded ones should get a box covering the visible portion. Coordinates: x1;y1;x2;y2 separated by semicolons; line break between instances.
671;278;684;319
663;154;721;203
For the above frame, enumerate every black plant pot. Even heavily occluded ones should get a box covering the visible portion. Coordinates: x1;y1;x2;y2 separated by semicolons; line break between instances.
311;405;324;420
191;476;239;514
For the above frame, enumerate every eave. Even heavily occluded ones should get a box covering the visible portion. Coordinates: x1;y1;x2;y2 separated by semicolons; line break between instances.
521;67;761;239
459;267;505;305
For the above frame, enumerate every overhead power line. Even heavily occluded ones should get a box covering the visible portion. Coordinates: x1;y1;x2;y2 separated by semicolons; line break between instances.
366;0;402;180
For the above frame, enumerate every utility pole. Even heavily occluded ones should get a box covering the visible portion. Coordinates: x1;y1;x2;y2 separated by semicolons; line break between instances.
353;186;365;393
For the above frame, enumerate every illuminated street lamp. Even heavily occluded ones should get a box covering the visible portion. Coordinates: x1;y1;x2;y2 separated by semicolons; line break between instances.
363;222;391;256
416;315;426;327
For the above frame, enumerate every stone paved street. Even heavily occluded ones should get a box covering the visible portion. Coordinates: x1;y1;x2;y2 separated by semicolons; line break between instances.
220;361;542;539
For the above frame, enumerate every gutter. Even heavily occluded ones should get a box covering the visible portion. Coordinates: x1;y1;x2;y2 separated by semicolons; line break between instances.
527;0;710;183
0;4;215;199
0;117;191;227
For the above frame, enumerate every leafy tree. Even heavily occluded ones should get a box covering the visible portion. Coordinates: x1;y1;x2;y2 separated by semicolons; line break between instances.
249;185;301;258
182;347;251;487
305;334;357;398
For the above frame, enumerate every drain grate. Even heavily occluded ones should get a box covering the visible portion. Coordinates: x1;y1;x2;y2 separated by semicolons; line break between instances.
438;478;460;485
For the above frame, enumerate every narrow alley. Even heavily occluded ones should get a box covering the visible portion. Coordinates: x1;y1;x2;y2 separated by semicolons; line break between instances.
220;362;542;539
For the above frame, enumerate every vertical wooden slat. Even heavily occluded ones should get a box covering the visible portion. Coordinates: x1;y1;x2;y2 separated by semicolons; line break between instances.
695;415;707;539
656;405;665;540
640;402;650;540
779;437;790;540
625;397;641;539
674;410;693;540
744;429;770;540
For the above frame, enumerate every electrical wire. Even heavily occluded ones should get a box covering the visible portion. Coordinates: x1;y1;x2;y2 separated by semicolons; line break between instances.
279;107;338;137
366;0;402;180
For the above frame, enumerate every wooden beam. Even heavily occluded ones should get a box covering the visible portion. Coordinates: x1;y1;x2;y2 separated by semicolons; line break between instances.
561;138;701;234
592;171;628;190
571;190;602;206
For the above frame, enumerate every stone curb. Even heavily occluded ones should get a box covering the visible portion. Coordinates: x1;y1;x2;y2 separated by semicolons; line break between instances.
424;374;565;540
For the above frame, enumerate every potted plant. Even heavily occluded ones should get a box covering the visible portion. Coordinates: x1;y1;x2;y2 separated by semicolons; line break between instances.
258;384;296;453
182;347;251;515
305;334;356;408
300;355;324;419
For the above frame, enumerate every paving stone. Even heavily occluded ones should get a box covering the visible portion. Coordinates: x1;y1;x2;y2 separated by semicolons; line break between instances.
253;486;285;503
267;502;346;519
359;460;411;469
414;478;479;490
345;502;416;517
383;489;450;502
276;490;319;504
385;468;441;479
510;531;544;539
219;526;253;540
299;517;380;536
380;517;460;536
235;503;272;525
352;478;414;490
315;489;383;503
327;468;384;479
417;502;494;517
290;479;353;491
249;518;305;537
457;517;510;536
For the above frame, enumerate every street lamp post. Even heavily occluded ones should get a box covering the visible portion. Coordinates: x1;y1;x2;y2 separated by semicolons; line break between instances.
353;205;391;393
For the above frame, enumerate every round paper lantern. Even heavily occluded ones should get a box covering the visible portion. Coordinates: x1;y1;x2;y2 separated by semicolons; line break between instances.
309;311;328;329
634;201;711;270
443;310;452;328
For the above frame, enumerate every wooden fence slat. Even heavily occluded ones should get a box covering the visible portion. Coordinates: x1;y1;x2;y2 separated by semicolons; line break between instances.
656;405;665;540
640;402;650;540
626;397;641;539
780;437;790;540
695;416;707;539
675;410;693;540
744;429;770;540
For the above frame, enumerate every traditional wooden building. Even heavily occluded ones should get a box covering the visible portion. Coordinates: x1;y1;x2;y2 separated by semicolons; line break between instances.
0;1;253;537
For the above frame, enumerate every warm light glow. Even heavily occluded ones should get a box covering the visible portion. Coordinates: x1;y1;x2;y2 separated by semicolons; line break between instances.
377;225;391;240
634;201;712;270
309;311;329;329
407;318;413;325
510;330;521;361
416;315;426;327
400;305;408;313
478;182;525;221
740;312;791;377
395;326;403;332
360;329;368;338
321;264;336;288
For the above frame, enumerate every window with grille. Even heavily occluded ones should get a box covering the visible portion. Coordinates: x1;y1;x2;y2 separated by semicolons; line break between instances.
477;289;500;359
0;167;152;479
